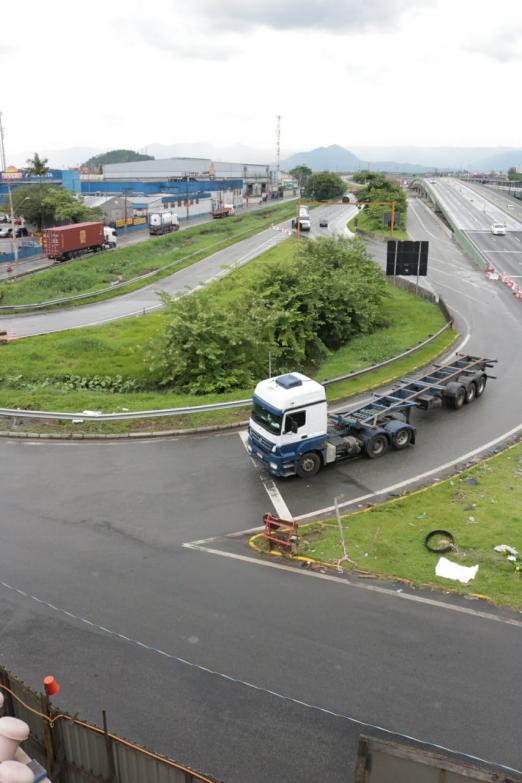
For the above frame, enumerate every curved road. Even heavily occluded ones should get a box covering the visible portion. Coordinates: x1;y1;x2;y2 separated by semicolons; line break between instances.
0;205;357;338
0;197;521;782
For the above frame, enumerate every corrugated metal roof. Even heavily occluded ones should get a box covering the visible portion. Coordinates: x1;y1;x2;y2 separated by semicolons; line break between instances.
103;157;271;180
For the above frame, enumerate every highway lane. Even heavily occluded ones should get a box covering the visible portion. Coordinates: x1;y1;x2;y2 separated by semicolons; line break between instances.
1;200;521;781
429;178;522;279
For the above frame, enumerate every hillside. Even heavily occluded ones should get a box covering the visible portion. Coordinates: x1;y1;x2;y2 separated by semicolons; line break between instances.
83;149;155;172
282;144;430;174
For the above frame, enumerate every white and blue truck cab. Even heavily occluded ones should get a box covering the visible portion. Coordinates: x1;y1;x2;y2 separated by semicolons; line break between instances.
246;355;496;479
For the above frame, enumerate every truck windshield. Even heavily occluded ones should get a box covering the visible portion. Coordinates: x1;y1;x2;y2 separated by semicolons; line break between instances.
252;400;282;435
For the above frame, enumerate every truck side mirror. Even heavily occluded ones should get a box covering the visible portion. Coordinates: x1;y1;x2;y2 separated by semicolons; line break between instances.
291;420;298;433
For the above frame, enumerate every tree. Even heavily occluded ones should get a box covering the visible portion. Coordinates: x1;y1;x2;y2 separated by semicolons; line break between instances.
148;236;389;393
41;188;102;225
305;171;345;201
289;165;312;187
26;152;50;230
508;167;522;181
3;186;102;227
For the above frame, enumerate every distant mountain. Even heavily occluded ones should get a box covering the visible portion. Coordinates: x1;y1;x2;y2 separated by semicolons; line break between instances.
282;144;429;174
83;149;154;172
473;149;522;171
348;146;522;171
283;144;360;171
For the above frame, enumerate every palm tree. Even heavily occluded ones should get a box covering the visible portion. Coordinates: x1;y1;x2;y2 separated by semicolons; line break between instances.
26;152;49;230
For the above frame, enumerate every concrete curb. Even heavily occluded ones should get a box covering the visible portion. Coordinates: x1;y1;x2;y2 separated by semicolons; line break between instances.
0;420;250;441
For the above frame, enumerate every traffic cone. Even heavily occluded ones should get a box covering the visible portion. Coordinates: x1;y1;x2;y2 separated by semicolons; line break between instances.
8;330;16;342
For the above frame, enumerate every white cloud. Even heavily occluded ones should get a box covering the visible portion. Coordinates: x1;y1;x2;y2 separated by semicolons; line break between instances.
1;0;521;158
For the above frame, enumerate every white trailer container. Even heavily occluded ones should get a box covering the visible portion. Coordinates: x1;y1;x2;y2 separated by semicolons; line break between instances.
148;211;180;236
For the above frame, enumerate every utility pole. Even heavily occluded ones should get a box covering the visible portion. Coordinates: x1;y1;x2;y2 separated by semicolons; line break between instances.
0;112;19;267
275;114;281;195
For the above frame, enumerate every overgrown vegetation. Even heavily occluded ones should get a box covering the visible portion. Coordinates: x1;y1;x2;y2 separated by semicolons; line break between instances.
293;442;522;608
149;237;390;394
351;171;407;234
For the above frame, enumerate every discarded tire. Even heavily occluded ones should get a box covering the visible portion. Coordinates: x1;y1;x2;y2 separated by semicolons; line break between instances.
424;529;455;554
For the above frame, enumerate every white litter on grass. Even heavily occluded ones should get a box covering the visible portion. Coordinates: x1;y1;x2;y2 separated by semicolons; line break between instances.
494;544;519;557
436;557;479;584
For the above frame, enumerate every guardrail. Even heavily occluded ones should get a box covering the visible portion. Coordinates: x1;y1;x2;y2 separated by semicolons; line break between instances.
412;180;487;269
0;319;453;423
0;215;294;312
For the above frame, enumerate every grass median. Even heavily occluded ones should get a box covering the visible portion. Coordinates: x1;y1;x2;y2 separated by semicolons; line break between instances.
348;210;409;241
286;442;522;609
0;238;455;433
0;201;299;308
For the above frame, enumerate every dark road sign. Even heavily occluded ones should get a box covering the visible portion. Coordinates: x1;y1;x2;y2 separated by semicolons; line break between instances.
386;240;429;276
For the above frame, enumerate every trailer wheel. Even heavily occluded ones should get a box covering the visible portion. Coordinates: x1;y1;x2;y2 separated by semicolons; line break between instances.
366;434;388;459
475;374;487;397
449;387;466;409
297;452;321;478
391;428;412;450
464;382;476;404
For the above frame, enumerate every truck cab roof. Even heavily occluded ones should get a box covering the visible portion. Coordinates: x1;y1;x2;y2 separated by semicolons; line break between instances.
253;372;325;414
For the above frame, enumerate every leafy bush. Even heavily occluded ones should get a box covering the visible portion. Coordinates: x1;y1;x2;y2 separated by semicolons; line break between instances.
149;237;390;394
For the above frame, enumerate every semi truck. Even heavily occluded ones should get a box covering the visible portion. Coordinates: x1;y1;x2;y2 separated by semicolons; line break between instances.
42;222;117;262
211;205;235;219
246;354;496;478
149;211;180;236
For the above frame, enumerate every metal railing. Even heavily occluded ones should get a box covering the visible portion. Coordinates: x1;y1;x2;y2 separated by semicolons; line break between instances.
0;319;452;424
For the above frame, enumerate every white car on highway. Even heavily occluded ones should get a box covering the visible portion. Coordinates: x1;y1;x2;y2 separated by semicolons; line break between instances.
491;222;506;236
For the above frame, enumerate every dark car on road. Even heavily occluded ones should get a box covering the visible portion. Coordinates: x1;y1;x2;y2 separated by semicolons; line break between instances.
319;218;328;228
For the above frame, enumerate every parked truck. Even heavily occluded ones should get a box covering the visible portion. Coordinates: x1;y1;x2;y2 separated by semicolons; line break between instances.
148;211;180;236
246;354;496;478
42;222;117;262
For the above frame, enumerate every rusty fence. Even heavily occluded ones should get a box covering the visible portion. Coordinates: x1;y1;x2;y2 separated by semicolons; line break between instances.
0;666;219;783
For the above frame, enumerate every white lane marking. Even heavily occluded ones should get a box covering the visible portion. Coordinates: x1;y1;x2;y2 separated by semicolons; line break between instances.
295;421;522;521
182;542;522;629
238;431;292;520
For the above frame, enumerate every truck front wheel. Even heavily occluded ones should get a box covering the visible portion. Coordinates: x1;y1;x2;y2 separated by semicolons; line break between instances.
297;452;321;478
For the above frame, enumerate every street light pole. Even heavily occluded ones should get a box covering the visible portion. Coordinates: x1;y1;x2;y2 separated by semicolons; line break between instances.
0;112;19;268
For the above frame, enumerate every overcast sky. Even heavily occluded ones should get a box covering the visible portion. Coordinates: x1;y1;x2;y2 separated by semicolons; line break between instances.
1;0;521;159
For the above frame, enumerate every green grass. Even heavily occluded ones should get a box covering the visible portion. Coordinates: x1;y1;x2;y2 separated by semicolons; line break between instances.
0;237;455;431
348;210;409;241
0;201;298;307
295;444;522;608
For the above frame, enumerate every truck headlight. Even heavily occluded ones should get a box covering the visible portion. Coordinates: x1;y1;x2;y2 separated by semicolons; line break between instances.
269;462;278;471
247;443;252;453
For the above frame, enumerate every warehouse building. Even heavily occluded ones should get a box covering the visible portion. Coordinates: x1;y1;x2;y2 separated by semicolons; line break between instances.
80;157;275;221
